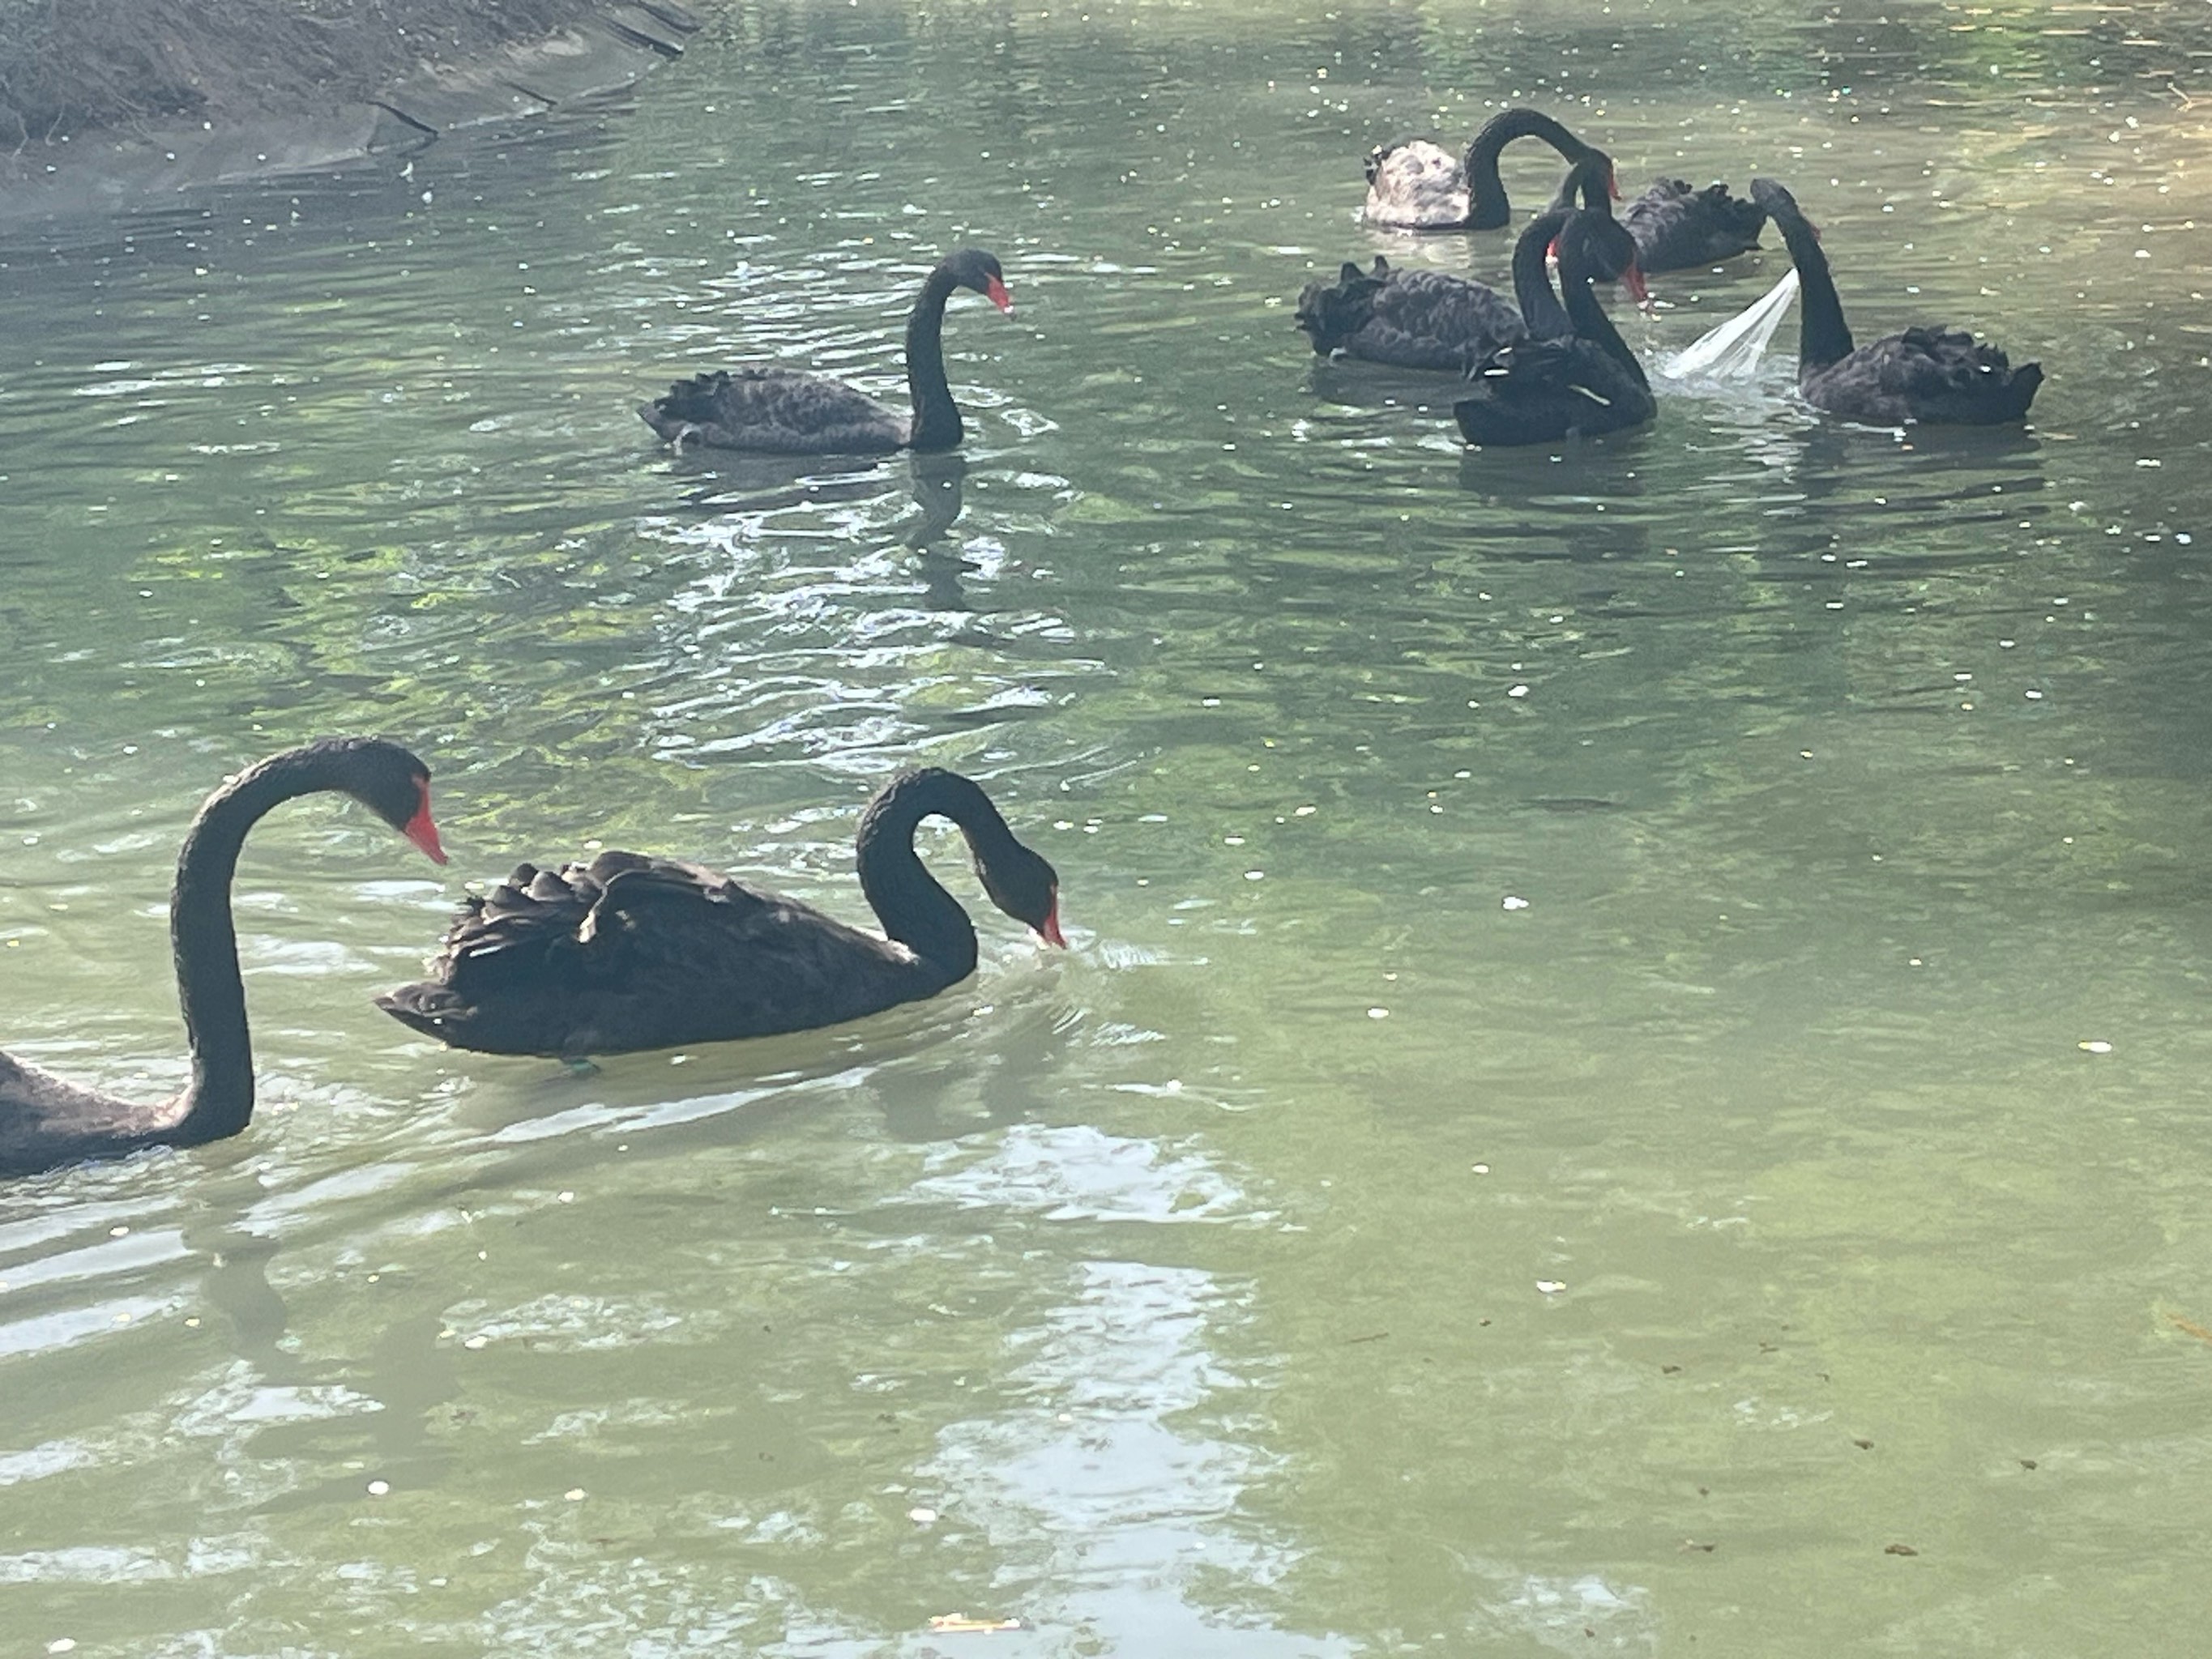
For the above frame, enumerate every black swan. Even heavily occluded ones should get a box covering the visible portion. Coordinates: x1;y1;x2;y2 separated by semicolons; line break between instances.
1623;178;1769;274
377;768;1065;1060
1;739;446;1178
1749;177;2043;425
1454;209;1655;447
1364;108;1763;273
1300;158;1633;373
638;249;1013;454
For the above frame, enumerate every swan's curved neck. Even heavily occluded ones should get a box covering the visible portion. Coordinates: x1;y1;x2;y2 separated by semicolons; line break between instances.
1771;211;1855;373
1560;242;1647;388
903;267;964;452
856;769;1017;983
1464;109;1589;230
1513;207;1575;339
166;752;327;1142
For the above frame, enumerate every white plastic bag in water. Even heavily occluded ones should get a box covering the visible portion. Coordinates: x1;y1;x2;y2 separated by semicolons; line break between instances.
1665;268;1800;381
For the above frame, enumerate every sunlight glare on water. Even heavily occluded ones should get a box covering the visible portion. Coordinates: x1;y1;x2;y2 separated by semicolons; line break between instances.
2;1;2211;1653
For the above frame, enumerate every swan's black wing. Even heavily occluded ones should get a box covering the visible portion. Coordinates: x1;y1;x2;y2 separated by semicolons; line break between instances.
1877;327;2043;423
1296;259;1525;373
1362;139;1472;229
0;1053;180;1176
1453;336;1655;446
1623;179;1766;271
638;368;909;454
377;851;935;1058
1805;326;2043;424
1354;267;1527;373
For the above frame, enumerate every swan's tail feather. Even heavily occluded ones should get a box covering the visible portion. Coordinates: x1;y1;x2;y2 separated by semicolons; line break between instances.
1693;181;1768;241
638;370;737;441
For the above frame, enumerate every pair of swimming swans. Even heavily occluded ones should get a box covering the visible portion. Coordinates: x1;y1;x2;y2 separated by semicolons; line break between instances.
2;747;1062;1178
1363;107;1768;273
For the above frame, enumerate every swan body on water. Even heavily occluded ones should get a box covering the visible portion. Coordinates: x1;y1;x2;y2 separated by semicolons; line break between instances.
1751;178;2042;424
378;770;1065;1060
639;249;1013;454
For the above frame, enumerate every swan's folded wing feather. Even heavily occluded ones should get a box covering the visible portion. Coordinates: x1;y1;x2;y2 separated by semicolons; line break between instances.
1362;271;1525;371
582;860;917;1025
641;368;906;452
1628;178;1764;231
1624;178;1765;269
0;1051;174;1172
1626;177;1697;214
1808;326;2039;424
1454;338;1582;445
1455;336;1653;446
429;853;764;992
1877;328;2031;413
388;847;927;1055
1475;334;1581;390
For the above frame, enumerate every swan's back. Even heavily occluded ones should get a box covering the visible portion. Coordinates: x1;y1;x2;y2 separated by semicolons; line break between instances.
1623;179;1766;271
1295;258;1526;373
377;850;939;1058
1362;140;1471;229
1805;326;2043;424
1;1054;175;1175
638;368;909;454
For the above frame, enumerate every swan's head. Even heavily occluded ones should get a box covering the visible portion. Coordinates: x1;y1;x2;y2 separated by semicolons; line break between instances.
1560;210;1648;305
1574;145;1621;204
312;736;446;864
976;835;1065;949
1552;151;1616;215
943;247;1014;315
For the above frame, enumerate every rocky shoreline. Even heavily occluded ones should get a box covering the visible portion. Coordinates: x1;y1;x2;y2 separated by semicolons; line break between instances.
0;0;697;220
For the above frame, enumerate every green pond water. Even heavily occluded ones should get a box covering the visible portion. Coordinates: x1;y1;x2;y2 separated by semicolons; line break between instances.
3;0;2210;1652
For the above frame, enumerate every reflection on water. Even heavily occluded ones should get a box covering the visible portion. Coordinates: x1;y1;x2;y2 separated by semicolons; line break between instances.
4;0;2212;1653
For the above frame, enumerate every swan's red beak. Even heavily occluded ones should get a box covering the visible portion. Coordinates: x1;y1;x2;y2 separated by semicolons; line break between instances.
986;275;1014;315
404;780;448;864
1036;892;1066;949
1623;262;1650;308
1608;164;1621;203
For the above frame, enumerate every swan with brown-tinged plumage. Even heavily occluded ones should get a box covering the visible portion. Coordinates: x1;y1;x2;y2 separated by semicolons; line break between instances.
1364;109;1614;232
1;739;446;1179
638;249;1014;454
377;768;1065;1060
